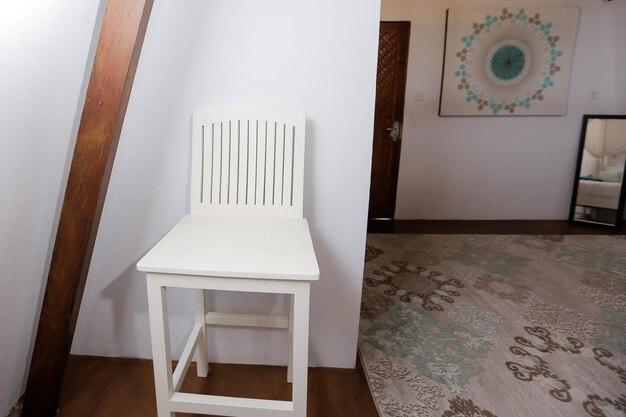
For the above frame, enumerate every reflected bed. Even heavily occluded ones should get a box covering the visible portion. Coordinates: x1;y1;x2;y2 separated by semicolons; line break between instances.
576;179;622;210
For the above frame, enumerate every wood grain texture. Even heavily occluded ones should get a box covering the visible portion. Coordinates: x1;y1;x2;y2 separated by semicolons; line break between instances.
22;1;153;416
56;356;379;417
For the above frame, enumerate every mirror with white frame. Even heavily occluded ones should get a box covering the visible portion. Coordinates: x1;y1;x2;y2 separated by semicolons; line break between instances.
569;115;626;229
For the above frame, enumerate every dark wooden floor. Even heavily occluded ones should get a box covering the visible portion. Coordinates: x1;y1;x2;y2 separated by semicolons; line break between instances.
56;355;379;417
368;219;626;234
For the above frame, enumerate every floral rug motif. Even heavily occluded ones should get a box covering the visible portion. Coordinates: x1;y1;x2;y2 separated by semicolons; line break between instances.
359;234;626;417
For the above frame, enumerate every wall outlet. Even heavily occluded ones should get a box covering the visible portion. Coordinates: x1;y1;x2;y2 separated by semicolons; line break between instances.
414;92;425;102
590;91;599;100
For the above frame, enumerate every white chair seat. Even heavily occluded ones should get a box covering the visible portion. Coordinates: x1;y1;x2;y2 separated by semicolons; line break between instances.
137;214;319;280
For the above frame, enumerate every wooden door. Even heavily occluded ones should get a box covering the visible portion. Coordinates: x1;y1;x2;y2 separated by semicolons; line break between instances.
368;22;410;219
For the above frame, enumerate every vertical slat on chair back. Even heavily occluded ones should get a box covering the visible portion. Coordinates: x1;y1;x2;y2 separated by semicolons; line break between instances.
191;106;306;218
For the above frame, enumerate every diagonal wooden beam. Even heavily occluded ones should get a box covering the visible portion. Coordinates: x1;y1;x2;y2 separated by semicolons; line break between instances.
22;0;153;415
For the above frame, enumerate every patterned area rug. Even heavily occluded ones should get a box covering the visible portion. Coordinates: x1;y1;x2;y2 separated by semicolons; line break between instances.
359;234;626;417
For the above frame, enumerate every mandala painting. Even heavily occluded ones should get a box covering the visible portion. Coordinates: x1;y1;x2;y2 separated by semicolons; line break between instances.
439;7;580;116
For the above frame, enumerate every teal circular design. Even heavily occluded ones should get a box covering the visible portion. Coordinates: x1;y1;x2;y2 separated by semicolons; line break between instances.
490;44;526;81
451;8;563;114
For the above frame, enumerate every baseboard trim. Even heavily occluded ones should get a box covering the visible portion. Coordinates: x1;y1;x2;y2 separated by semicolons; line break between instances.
367;219;625;235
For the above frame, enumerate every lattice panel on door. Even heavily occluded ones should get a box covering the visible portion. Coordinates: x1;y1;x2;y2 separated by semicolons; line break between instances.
376;31;400;117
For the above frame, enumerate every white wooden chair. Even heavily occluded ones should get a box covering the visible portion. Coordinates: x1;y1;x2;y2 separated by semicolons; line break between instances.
137;105;319;417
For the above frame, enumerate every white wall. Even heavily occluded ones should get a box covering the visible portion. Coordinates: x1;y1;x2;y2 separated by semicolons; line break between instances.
0;1;101;414
611;0;626;113
70;0;380;369
607;1;626;222
381;0;619;219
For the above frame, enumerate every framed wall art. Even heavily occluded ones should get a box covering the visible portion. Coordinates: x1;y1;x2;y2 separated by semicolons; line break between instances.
439;7;580;116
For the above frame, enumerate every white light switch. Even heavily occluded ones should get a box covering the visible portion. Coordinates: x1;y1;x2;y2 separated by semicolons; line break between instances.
414;92;425;102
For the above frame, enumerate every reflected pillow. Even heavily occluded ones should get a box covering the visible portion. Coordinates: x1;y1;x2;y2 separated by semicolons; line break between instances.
598;170;623;183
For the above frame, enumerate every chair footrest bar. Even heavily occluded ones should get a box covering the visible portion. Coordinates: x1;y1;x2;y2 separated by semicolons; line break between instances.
173;323;203;391
169;392;294;417
205;312;289;329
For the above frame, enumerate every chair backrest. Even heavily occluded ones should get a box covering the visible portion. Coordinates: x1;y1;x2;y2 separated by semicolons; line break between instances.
191;105;306;218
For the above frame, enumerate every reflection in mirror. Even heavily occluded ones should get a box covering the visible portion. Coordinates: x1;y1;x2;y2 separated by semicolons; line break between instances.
570;115;626;229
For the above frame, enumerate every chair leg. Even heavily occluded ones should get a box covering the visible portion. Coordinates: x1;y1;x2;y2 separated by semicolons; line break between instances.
146;278;175;417
291;283;310;417
287;293;294;383
193;289;209;377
